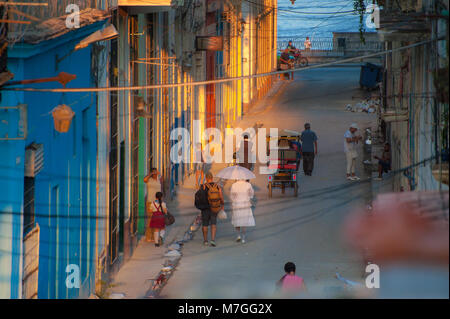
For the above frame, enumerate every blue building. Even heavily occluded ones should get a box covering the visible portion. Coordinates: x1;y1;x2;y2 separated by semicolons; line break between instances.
0;9;110;299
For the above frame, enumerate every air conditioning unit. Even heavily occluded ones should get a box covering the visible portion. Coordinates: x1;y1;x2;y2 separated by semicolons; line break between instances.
25;143;44;177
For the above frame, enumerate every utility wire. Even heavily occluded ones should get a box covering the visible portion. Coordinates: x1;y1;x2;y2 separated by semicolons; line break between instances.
243;0;356;15
1;38;443;93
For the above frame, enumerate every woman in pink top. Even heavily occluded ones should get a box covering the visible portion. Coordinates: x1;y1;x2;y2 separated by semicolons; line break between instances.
277;262;306;295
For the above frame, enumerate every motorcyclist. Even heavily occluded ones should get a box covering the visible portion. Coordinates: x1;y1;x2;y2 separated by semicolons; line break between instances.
286;41;298;54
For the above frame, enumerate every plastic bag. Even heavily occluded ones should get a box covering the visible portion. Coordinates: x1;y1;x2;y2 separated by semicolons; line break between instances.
217;210;227;220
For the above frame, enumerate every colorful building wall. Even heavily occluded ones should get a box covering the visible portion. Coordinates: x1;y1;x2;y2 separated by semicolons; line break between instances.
0;21;106;298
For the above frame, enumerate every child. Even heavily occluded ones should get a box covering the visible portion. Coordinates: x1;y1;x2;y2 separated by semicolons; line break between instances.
276;262;306;296
149;192;168;247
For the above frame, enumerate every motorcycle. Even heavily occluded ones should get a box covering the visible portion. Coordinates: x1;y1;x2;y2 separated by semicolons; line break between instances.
289;49;308;67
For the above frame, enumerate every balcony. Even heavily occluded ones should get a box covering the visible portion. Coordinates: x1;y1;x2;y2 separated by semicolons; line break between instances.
432;163;449;186
381;109;409;122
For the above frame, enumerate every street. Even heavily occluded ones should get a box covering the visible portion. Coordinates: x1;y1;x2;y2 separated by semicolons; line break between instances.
161;66;377;298
1;0;448;302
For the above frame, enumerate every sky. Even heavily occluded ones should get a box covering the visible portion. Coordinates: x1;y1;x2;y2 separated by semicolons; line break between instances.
276;0;375;38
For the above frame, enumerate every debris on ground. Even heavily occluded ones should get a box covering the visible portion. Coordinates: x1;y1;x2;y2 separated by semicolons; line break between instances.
346;96;380;113
335;272;364;288
164;250;181;257
145;213;202;298
168;243;181;251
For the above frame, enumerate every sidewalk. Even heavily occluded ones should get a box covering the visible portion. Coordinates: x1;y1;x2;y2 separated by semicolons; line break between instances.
106;172;201;299
106;79;286;299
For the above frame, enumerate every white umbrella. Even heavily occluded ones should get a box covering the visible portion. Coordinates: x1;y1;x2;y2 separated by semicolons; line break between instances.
216;165;256;180
282;129;301;136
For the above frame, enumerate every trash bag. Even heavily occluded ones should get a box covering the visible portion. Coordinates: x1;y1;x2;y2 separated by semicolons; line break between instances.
217;210;227;220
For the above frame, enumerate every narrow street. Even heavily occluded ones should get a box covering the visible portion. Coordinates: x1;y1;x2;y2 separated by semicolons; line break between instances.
161;66;377;298
1;0;448;302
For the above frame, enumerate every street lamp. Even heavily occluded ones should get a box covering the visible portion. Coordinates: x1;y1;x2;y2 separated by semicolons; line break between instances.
52;104;75;133
2;72;77;133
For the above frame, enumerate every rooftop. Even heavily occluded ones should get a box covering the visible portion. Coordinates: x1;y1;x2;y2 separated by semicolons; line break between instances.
7;7;110;45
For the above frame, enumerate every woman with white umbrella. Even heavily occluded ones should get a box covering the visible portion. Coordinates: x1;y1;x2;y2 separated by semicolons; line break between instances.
230;179;255;243
217;165;256;243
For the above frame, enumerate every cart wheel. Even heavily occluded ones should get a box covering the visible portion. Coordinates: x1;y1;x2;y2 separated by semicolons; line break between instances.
294;182;299;197
268;182;272;198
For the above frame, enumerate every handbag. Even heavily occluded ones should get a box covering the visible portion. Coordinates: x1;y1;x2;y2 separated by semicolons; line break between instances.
164;211;175;226
217;210;227;220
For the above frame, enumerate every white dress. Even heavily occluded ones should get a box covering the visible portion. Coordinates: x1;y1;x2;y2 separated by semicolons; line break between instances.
230;180;255;227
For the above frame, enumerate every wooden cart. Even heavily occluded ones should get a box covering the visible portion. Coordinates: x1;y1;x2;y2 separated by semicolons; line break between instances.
266;135;300;198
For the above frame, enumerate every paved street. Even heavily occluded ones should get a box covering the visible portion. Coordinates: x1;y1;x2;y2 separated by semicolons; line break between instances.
160;66;377;298
1;0;447;302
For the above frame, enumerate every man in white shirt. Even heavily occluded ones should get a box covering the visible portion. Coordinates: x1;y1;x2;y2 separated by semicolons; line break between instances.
304;37;312;51
344;123;362;181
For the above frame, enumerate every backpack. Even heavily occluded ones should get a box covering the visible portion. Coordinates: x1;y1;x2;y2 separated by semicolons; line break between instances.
205;183;222;213
195;185;210;210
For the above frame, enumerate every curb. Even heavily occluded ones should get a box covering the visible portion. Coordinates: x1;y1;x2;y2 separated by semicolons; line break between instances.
144;214;202;298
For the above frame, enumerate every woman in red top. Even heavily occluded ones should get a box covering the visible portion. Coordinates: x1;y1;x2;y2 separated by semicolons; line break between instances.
149;192;168;247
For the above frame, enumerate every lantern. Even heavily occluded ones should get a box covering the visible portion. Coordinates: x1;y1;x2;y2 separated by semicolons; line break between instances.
52;104;75;133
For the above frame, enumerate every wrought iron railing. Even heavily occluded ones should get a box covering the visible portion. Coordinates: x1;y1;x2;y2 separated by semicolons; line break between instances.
277;36;384;53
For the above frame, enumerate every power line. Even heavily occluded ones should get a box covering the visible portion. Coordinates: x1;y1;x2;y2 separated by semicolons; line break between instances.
1;38;442;93
243;0;356;15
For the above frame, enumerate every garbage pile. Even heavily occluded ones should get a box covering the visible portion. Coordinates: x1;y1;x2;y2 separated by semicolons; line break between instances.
346;96;380;113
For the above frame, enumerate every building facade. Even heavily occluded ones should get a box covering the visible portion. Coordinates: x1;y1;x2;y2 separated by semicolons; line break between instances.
379;0;449;191
0;0;278;298
0;5;111;298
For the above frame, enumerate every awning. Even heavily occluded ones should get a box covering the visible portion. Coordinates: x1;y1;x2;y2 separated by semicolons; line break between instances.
118;0;171;5
118;0;172;13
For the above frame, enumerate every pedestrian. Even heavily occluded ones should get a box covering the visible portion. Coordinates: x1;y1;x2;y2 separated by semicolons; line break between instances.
194;142;206;189
148;192;168;247
300;123;318;176
195;172;224;247
373;143;391;180
344;123;363;181
279;48;293;80
276;262;306;296
230;179;255;244
144;168;163;242
289;139;302;171
237;134;254;171
304;37;311;51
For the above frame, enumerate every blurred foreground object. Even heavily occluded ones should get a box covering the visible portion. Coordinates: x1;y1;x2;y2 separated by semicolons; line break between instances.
345;191;449;298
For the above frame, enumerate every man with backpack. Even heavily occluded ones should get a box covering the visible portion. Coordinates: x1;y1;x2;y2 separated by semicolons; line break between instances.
195;172;224;247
